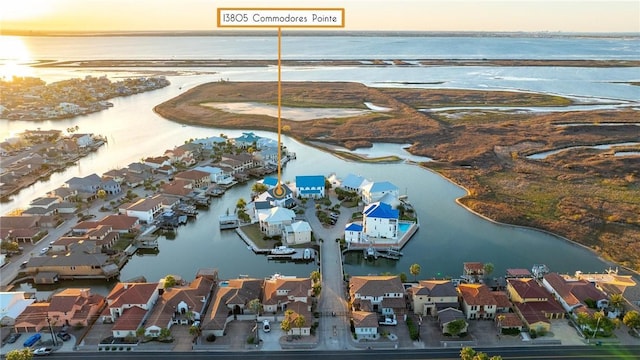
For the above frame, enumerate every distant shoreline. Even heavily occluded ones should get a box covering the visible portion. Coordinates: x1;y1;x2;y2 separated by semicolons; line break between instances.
2;29;639;39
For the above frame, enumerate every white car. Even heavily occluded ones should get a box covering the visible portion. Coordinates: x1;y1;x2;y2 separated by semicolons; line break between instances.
39;248;49;255
33;347;53;356
262;319;271;333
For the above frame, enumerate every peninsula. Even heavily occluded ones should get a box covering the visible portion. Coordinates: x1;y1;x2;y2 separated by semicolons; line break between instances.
154;81;640;272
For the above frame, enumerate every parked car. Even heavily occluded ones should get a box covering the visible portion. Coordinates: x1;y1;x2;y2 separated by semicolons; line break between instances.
39;248;49;255
262;319;271;333
33;347;53;356
57;332;71;341
23;333;41;347
5;332;21;344
20;261;28;269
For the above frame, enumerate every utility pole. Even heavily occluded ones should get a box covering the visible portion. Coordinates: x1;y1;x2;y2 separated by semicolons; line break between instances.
46;315;58;347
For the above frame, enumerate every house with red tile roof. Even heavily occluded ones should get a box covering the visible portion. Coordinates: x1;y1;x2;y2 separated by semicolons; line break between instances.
202;278;262;337
457;284;496;320
48;288;105;328
144;275;216;338
542;273;609;314
463;262;485;283
507;278;565;333
262;274;312;313
174;169;211;189
14;303;49;333
102;282;160;327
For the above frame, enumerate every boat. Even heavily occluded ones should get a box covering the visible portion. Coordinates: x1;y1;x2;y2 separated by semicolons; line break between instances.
271;246;296;255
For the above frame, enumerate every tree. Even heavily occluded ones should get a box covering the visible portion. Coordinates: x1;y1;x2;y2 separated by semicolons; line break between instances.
236;198;247;212
409;263;421;282
310;270;321;284
609;294;625;312
623;310;640;329
293;314;306;334
159;327;171;339
281;310;294;337
97;189;107;200
446;319;466;337
189;324;201;338
164;275;177;288
483;263;494;279
460;347;503;360
6;348;32;360
576;312;591;329
248;298;262;316
251;182;268;195
136;327;146;338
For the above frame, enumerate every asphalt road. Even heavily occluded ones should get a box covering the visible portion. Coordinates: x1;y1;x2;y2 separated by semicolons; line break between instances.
24;345;640;360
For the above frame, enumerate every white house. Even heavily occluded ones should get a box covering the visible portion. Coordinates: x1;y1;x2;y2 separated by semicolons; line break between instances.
363;202;399;239
351;311;379;339
283;221;312;245
123;195;165;223
340;173;369;193
344;222;364;244
71;133;93;148
295;175;325;199
258;207;296;236
361;181;399;205
0;292;35;326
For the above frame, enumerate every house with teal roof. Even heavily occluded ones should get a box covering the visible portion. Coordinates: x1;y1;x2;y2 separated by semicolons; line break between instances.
295;175;325;199
361;181;399;205
233;132;261;148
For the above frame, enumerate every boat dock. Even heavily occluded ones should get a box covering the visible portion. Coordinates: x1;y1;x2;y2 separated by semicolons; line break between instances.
268;248;316;262
361;247;403;260
219;214;240;229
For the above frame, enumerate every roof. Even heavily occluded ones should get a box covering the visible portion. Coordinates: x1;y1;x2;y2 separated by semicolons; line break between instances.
99;215;138;230
340;174;368;190
362;181;398;194
112;306;147;331
413;280;458;297
0;292;35;321
126;196;164;212
492;291;512;309
349;276;404;298
205;278;262;331
263;276;311;306
363;202;399;219
506;269;532;278
464;262;485;272
175;169;210;181
262;177;278;187
351;311;378;328
544;273;606;307
295;175;325;188
107;283;159;308
508;278;551;301
345;223;363;232
259;207;296;223
457;284;497;307
498;313;523;328
290;221;312;233
438;307;466;325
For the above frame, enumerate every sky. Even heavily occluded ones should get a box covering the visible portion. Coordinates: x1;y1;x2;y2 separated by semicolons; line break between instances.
0;0;639;33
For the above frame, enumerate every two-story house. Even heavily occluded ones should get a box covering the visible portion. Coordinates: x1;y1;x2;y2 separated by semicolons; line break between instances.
257;207;296;237
262;274;312;313
408;280;459;316
507;278;565;333
360;181;399;205
48;288;105;327
295;175;325;199
362;202;399;239
174;169;211;189
102;282;160;337
203;278;262;337
349;275;405;316
457;284;497;320
542;273;609;315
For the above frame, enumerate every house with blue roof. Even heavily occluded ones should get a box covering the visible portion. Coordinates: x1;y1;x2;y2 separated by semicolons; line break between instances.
255;183;296;208
345;222;364;244
363;202;399;239
361;181;400;205
295;175;325;199
340;174;370;193
261;177;279;188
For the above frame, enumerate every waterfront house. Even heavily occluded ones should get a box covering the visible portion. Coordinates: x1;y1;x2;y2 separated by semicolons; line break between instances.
25;250;119;281
203;278;262;337
48;288;105;327
194;165;234;184
47;187;78;202
101;178;122;195
339;173;370;193
164;147;196;167
295;175;325;199
408;280;459;316
254;146;279;166
362;202;399;239
282;221;312;245
98;215;140;233
143;156;171;170
457;284;497;320
262;274;312;313
160;179;196;198
174;169;211;189
257;184;295;208
351;311;379;339
258;207;296;237
122;195;166;223
349;275;406;316
542;273;609;314
65;173;102;194
144;275;215;337
506;268;533;279
0;292;35;326
192;136;227;150
506;278;564;332
14;303;49;333
71;133;93;147
344;222;364;244
463;262;485;283
233;132;261;148
438;308;468;335
360;181;399;205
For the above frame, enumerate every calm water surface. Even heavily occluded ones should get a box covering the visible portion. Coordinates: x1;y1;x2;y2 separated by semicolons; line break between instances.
1;35;638;283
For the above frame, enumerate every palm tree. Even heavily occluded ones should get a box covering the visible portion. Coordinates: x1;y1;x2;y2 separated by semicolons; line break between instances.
248;298;262;316
236;198;247;212
483;263;494;279
409;263;421;282
310;270;321;284
281;310;294;339
609;294;625;312
623;310;640;330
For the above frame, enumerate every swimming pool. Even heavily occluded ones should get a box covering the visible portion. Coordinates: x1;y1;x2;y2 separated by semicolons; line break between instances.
398;223;411;233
